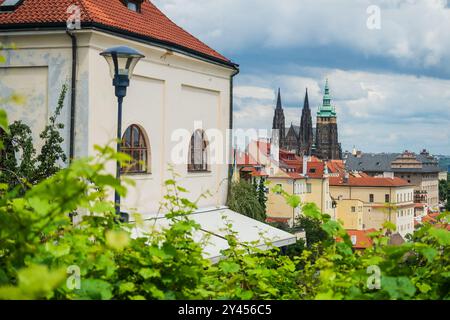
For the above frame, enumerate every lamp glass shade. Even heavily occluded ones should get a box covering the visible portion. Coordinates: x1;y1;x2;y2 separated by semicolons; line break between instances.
100;46;145;79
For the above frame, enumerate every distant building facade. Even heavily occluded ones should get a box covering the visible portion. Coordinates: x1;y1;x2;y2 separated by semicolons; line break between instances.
345;150;441;211
329;173;415;239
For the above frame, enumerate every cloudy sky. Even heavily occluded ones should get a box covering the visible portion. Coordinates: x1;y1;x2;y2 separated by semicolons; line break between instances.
154;0;450;155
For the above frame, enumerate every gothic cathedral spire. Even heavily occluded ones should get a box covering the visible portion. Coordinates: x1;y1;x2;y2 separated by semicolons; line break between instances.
272;88;286;149
299;88;314;156
276;88;282;110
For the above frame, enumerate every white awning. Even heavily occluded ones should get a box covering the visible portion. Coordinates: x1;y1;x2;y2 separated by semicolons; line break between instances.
130;207;296;263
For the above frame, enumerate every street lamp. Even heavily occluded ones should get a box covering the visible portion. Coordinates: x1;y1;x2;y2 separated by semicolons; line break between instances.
100;46;145;222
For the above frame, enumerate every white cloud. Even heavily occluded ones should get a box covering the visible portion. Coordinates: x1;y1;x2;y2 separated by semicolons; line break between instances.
154;0;450;71
234;86;274;100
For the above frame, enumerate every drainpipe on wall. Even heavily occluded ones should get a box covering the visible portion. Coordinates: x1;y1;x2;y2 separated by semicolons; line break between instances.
321;178;324;213
227;67;240;203
389;186;392;223
293;180;295;226
66;30;77;162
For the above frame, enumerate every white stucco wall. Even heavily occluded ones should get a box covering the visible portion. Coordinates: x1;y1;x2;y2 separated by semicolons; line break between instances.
0;30;235;218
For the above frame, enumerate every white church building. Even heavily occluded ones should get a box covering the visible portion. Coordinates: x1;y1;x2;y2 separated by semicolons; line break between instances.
0;0;294;261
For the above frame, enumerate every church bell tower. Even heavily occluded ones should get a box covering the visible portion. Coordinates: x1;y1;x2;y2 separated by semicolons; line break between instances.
315;80;342;160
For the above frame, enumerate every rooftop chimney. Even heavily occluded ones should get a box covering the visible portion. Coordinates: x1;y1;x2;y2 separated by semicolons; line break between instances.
324;161;329;176
303;156;308;177
270;130;280;164
343;173;349;184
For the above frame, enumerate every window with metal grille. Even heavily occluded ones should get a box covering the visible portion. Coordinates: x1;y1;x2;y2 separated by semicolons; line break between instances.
121;124;149;174
188;130;208;172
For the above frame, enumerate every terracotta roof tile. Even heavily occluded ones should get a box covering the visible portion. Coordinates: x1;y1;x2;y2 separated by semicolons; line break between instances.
0;0;231;64
266;217;290;224
252;171;269;177
235;150;258;166
287;172;305;179
329;175;411;187
337;229;377;249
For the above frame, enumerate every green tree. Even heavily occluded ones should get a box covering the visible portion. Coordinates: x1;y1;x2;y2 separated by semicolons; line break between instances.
0;85;67;191
439;179;448;203
447;184;450;211
227;180;266;222
295;206;333;250
257;178;267;212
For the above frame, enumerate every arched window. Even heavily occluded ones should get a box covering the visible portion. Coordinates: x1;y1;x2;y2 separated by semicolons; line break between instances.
121;124;150;174
188;130;208;172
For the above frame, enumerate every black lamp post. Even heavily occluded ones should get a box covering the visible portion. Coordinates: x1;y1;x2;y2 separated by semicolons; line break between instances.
100;46;145;222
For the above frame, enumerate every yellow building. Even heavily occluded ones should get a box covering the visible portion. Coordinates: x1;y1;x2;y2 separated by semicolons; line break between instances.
334;199;364;230
330;174;415;238
266;157;334;226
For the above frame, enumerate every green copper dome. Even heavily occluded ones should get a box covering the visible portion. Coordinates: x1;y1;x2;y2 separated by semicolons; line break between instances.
317;79;337;118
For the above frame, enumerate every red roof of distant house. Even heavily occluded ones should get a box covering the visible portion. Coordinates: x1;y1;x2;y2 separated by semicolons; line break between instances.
422;215;437;224
235;150;258;166
287;172;305;179
418;213;450;231
303;161;326;179
327;160;346;174
252;170;268;177
337;229;377;249
245;141;328;179
266;217;290;224
0;0;232;65
329;175;411;187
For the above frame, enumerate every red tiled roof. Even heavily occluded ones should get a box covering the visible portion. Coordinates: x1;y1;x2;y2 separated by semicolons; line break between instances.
329;175;411;187
327;160;346;174
266;217;290;224
304;161;325;179
287;172;305;180
235;150;258;166
337;229;377;249
252;171;268;177
429;213;440;219
0;0;231;64
422;215;437;224
418;213;450;231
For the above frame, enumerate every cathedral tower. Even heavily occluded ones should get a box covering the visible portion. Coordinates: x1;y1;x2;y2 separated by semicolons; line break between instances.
272;88;286;149
315;80;342;160
299;89;314;156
